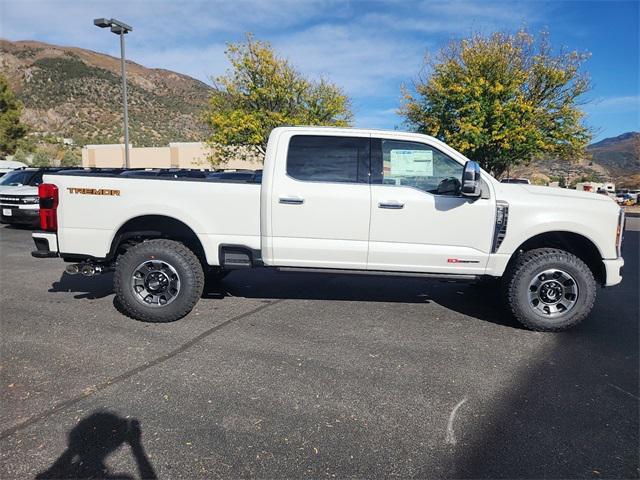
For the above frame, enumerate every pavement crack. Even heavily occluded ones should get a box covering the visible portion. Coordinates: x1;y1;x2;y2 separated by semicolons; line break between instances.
445;396;468;445
0;299;285;440
606;382;639;400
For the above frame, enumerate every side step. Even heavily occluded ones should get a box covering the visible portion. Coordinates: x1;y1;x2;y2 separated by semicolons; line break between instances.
277;267;479;281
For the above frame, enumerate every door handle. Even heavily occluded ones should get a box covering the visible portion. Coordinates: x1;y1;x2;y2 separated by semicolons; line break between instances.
279;196;305;205
378;200;404;209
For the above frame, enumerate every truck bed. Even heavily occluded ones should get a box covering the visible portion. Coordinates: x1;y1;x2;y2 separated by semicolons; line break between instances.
44;170;262;265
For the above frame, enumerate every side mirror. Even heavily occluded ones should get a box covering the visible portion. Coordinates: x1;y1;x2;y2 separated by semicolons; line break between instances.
461;161;482;198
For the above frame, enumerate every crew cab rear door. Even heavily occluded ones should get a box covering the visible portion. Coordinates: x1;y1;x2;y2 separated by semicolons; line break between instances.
267;131;371;269
367;136;495;274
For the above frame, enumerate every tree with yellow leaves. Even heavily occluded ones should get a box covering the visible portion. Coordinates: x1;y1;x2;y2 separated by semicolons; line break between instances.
206;35;352;163
401;31;592;177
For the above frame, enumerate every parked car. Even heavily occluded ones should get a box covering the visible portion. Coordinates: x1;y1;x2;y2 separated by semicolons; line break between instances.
615;193;636;206
0;167;79;227
616;189;640;203
0;159;28;177
31;127;624;331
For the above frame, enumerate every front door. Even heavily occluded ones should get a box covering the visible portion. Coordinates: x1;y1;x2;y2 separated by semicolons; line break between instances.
367;137;495;274
270;133;371;269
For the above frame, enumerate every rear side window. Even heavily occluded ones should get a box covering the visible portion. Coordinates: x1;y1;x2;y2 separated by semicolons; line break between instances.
286;135;369;183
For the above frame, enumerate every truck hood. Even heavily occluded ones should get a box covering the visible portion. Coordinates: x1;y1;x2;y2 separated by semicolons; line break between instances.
499;183;615;204
0;185;38;196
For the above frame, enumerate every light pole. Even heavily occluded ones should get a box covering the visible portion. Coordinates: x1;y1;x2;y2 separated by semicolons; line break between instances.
94;18;133;168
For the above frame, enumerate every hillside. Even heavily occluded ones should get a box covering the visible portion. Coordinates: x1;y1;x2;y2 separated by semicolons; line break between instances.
507;132;639;186
0;39;212;147
587;132;640;176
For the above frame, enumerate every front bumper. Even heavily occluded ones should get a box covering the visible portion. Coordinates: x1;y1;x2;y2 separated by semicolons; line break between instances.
0;206;39;226
32;231;59;258
603;257;624;287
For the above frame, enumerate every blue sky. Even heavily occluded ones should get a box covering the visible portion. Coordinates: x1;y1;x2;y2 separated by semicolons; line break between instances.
1;0;638;141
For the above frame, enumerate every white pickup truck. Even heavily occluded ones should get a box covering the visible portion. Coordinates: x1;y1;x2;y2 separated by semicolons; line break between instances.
31;127;625;331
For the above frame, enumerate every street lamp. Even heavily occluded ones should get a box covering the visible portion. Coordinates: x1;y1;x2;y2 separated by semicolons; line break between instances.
94;18;133;168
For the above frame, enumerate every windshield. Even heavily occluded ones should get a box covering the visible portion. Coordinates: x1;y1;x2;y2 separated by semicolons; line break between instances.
0;170;34;186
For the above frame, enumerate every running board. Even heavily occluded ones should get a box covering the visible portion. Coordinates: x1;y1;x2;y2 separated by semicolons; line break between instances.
276;267;479;281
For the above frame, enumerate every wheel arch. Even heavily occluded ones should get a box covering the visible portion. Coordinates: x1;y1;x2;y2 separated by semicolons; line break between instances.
507;230;606;285
108;215;207;266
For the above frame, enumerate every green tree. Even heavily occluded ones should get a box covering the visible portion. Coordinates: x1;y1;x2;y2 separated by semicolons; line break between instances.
558;176;567;188
31;149;51;167
206;34;352;163
61;148;81;167
401;31;592;177
0;73;28;156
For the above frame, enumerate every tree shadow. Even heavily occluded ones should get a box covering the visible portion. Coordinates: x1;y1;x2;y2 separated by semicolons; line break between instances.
35;411;157;480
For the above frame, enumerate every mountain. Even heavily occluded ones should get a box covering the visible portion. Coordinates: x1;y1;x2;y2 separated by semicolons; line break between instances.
587;132;640;177
505;132;639;187
0;39;212;147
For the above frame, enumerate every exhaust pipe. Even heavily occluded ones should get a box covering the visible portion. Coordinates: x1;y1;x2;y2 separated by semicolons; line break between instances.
66;264;80;275
66;263;107;276
81;264;96;276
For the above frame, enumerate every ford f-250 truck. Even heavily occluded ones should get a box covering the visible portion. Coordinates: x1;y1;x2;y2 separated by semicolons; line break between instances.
31;127;625;331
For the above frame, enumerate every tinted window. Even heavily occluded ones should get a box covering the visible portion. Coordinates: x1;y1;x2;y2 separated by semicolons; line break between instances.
0;170;34;186
371;139;463;195
30;171;45;186
287;135;369;183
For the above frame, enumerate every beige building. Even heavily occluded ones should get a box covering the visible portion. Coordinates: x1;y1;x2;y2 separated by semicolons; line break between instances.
82;142;262;170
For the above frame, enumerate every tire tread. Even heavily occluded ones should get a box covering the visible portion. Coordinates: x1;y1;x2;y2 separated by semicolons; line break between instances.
503;248;596;332
114;239;204;322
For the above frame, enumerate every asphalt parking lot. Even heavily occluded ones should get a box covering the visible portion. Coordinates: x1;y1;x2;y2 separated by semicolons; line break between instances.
1;222;638;479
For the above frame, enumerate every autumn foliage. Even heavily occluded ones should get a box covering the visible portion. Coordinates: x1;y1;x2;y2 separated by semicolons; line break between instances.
206;35;352;163
401;31;592;177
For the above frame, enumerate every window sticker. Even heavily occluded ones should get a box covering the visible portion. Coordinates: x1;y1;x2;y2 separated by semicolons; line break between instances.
389;149;433;176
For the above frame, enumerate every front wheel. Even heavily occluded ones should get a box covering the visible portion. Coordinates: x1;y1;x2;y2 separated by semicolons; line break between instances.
114;239;204;322
503;248;597;332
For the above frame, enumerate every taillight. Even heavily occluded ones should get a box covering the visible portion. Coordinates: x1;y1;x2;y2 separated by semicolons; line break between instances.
38;183;58;231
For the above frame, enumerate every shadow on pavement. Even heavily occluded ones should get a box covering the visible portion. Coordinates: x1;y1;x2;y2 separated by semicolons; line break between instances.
49;272;115;300
431;231;640;478
48;263;534;329
35;411;157;480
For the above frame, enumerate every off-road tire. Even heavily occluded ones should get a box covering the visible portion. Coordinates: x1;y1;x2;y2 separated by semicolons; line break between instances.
503;248;597;332
114;239;204;322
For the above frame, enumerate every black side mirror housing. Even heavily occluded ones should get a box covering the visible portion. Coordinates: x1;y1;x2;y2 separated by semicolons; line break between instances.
461;161;482;198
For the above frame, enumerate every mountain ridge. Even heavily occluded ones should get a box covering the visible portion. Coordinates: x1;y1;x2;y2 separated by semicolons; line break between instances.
1;38;212;147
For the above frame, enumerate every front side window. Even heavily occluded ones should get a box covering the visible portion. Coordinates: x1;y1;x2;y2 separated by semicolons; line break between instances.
373;139;463;195
286;135;369;183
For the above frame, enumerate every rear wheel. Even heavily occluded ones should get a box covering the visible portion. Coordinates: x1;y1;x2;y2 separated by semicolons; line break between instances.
503;248;597;332
114;239;204;322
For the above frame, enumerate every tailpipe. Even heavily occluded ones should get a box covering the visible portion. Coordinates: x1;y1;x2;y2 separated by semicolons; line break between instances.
66;263;105;276
65;264;80;275
81;264;97;276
